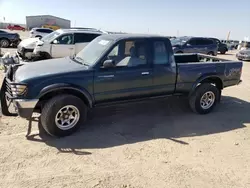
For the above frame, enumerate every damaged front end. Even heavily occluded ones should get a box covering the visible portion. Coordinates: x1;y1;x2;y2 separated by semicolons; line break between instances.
0;62;25;116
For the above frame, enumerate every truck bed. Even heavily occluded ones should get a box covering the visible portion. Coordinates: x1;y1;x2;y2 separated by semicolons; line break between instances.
174;53;232;64
174;53;242;93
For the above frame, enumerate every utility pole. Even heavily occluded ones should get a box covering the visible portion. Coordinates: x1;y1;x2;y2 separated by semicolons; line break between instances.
226;31;231;42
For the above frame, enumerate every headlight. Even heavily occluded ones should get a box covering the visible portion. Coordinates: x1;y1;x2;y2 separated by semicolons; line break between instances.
11;84;27;96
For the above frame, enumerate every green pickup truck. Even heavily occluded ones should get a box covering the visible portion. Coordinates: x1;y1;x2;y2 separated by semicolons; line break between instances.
0;34;243;137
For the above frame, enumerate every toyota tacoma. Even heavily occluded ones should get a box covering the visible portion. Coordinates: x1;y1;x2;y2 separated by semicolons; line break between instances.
0;34;243;137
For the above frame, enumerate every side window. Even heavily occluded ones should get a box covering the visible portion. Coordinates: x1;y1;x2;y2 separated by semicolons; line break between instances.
188;39;197;45
56;34;73;45
43;29;53;33
74;33;100;43
201;39;214;45
36;29;44;33
215;39;221;44
106;40;147;68
194;39;204;45
153;41;169;65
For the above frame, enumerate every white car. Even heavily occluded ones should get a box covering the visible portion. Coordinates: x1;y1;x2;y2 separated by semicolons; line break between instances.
30;28;54;38
17;29;105;60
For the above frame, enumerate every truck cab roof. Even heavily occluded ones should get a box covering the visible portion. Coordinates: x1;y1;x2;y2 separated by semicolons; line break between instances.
98;33;168;41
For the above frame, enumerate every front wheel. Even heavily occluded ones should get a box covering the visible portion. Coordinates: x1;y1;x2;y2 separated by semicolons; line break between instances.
40;95;87;137
189;83;220;114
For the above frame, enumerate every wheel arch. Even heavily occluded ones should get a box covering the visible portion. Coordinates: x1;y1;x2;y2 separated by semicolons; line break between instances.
35;84;93;110
189;76;223;97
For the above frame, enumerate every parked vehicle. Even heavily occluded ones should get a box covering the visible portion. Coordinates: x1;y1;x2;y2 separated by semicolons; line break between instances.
239;41;250;50
236;49;250;61
7;24;25;31
0;34;243;137
17;28;104;60
30;28;54;38
42;24;60;30
171;37;218;56
32;29;104;60
209;38;228;54
0;30;21;48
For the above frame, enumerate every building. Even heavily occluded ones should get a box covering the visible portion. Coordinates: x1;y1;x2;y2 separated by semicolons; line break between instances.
26;15;71;30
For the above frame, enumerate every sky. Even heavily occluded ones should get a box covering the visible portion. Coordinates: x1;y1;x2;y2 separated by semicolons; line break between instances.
0;0;249;40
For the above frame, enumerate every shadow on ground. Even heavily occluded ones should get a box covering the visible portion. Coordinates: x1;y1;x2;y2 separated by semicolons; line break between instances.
27;96;249;153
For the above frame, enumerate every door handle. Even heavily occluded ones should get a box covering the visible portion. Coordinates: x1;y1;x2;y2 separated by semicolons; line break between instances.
141;72;149;75
69;48;74;49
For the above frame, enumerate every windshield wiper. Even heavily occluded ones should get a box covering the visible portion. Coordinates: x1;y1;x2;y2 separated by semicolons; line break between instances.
74;56;89;66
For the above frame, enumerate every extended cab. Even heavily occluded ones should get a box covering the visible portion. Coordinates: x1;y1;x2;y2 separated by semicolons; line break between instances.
0;34;242;137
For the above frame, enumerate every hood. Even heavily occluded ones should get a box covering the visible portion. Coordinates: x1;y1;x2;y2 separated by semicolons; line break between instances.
14;57;87;82
18;38;41;49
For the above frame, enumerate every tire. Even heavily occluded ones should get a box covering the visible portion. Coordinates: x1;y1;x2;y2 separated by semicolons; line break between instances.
220;49;226;54
189;83;220;114
0;38;10;48
207;52;214;56
40;95;87;137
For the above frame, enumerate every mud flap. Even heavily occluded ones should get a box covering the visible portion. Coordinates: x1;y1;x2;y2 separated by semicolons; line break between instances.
0;78;18;116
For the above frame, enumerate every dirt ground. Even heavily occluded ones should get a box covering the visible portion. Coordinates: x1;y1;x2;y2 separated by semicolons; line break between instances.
0;48;250;187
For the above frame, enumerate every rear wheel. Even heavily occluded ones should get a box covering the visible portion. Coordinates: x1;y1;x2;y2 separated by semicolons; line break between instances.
0;39;10;48
189;83;220;114
40;95;87;137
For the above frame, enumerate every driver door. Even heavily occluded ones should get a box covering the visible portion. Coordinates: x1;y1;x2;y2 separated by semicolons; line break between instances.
51;33;75;58
94;39;153;103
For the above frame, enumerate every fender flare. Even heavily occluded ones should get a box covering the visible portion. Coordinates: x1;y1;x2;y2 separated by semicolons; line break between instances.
188;75;223;97
38;83;93;108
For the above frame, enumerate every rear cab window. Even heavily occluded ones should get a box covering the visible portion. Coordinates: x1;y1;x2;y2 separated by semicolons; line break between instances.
153;41;169;65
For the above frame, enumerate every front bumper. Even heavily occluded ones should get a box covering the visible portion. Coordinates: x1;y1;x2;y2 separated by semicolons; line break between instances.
0;68;38;119
17;46;34;59
14;99;38;118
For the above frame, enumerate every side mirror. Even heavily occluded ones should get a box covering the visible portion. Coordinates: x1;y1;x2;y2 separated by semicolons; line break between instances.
53;39;58;44
186;43;191;47
103;59;115;68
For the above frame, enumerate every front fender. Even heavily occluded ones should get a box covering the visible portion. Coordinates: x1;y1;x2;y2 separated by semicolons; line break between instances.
38;83;93;107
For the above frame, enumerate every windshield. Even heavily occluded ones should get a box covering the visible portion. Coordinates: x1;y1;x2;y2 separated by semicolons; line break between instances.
74;37;113;66
41;31;61;42
171;37;189;46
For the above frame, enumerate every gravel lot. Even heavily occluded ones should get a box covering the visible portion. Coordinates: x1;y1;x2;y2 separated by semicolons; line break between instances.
0;31;250;188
